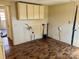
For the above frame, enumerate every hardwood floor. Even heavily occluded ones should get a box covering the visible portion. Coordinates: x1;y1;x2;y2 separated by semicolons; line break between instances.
3;37;79;59
2;37;13;57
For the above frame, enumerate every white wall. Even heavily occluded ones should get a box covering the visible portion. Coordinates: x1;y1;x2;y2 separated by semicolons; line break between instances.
48;2;76;45
11;2;48;45
48;2;79;47
12;19;48;45
0;1;48;45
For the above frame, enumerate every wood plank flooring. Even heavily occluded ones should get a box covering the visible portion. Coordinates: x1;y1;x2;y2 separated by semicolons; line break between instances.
3;38;79;59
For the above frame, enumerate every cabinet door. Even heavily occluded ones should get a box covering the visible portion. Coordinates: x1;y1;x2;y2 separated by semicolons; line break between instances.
17;3;27;20
34;5;40;19
40;6;45;19
27;4;34;19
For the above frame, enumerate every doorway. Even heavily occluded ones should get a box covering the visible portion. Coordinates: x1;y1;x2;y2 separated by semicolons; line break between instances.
0;6;13;55
0;8;7;37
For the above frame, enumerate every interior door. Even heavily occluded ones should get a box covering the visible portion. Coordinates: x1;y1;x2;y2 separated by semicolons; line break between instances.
73;26;79;47
73;6;79;47
5;6;13;40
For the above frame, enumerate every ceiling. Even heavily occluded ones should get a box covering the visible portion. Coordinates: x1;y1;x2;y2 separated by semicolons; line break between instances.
3;0;79;5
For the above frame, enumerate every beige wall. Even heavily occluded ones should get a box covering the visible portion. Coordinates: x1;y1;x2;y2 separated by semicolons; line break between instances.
0;1;11;5
48;2;76;44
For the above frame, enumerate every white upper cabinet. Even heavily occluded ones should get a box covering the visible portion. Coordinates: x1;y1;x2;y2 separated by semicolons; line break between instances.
16;2;45;20
17;3;27;20
27;4;34;19
40;6;45;19
33;5;40;19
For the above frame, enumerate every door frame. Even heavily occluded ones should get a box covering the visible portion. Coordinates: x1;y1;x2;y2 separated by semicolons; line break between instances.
4;5;13;41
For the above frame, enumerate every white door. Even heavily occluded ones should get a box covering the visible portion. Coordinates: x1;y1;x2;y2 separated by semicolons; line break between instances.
73;6;79;47
73;28;79;47
73;22;79;47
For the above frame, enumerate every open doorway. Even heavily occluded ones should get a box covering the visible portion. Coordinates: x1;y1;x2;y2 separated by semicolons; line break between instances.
0;8;7;37
0;6;13;55
0;6;13;40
